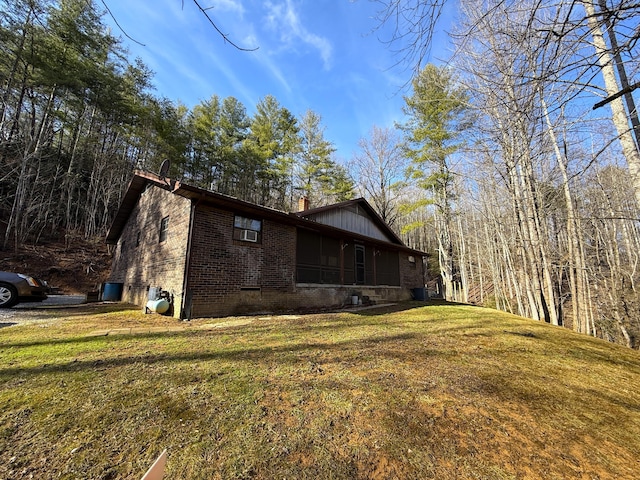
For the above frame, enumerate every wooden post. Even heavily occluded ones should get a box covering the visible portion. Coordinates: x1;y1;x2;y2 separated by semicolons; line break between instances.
141;450;167;480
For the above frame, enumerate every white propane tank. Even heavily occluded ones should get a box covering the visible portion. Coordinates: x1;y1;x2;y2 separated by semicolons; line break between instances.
146;298;169;314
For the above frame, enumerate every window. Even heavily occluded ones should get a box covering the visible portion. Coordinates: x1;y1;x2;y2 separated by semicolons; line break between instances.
233;215;262;243
159;216;169;243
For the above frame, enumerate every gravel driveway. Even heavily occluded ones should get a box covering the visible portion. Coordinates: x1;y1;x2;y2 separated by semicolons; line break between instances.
0;295;86;326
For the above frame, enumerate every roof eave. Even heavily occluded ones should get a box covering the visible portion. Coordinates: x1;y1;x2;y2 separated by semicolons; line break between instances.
105;170;172;244
296;197;405;246
106;172;427;257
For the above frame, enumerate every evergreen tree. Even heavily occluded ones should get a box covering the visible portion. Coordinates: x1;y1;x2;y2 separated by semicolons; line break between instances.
296;109;335;202
400;64;469;301
246;95;300;208
295;109;354;207
216;96;251;195
187;95;222;188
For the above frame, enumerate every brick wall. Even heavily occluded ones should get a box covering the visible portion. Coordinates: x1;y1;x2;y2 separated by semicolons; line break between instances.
186;204;297;318
399;252;426;290
185;203;427;317
108;185;191;316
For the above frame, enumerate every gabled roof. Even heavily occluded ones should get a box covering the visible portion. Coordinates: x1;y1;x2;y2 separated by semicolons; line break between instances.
296;197;405;245
106;171;171;244
106;171;426;256
106;170;297;244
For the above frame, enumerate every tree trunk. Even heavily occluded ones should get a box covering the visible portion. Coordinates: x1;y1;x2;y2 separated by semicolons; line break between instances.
583;0;640;210
541;98;590;331
597;0;640;151
0;8;31;141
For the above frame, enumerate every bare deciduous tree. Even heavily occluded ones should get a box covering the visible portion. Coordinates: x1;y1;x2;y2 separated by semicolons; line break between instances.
350;125;407;226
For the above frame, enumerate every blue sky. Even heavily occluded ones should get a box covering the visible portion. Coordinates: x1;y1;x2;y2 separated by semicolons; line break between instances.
102;0;455;160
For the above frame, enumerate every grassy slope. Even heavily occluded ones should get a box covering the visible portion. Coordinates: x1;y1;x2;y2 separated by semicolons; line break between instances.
0;302;639;480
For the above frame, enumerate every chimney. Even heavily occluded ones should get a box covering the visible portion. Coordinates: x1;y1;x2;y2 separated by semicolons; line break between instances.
298;196;310;212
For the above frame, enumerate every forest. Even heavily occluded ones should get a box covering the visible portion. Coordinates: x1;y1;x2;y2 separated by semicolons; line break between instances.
1;0;639;348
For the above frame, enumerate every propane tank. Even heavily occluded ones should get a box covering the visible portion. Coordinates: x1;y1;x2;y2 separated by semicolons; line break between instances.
146;298;169;314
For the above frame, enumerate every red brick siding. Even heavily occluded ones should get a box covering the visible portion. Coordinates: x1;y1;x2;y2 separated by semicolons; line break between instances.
186;204;426;317
108;186;191;316
399;253;426;290
186;204;297;318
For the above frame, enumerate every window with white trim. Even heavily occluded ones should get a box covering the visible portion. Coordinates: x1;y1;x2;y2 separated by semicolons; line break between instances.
159;216;169;243
233;215;262;243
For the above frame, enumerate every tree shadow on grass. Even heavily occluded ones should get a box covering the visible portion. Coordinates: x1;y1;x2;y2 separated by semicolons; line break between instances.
350;300;481;317
0;332;425;378
10;302;139;317
0;301;505;351
0;311;411;349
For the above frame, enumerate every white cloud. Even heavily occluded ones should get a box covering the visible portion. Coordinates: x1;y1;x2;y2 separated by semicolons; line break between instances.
208;0;246;16
254;54;292;94
264;0;333;70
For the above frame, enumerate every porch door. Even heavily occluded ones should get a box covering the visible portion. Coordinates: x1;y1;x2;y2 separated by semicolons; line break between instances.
355;245;365;285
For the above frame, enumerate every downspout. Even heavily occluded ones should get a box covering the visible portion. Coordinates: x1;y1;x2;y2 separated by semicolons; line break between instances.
180;197;200;320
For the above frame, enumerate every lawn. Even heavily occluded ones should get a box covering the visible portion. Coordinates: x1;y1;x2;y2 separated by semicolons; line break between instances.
0;301;639;479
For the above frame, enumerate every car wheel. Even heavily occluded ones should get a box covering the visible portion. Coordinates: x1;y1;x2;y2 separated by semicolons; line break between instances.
0;283;18;308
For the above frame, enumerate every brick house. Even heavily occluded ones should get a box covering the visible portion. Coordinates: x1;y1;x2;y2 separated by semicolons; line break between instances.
106;170;427;319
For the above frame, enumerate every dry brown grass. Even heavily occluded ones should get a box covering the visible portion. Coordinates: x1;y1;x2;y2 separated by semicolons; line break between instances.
1;301;639;479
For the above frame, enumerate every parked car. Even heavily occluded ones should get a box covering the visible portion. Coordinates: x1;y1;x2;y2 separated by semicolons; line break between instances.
0;271;49;308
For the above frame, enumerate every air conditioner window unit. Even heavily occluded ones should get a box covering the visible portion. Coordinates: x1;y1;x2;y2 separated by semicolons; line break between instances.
241;229;258;242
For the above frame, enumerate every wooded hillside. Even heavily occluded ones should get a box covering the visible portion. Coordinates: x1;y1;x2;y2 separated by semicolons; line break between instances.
0;0;354;251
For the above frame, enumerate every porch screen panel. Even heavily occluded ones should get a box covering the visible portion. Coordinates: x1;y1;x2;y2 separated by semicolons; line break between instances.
297;229;322;283
365;247;375;285
355;245;366;285
343;243;355;284
321;236;340;284
376;249;400;286
296;230;340;284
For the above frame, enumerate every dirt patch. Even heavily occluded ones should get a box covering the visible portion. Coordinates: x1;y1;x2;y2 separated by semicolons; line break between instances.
1;235;111;294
